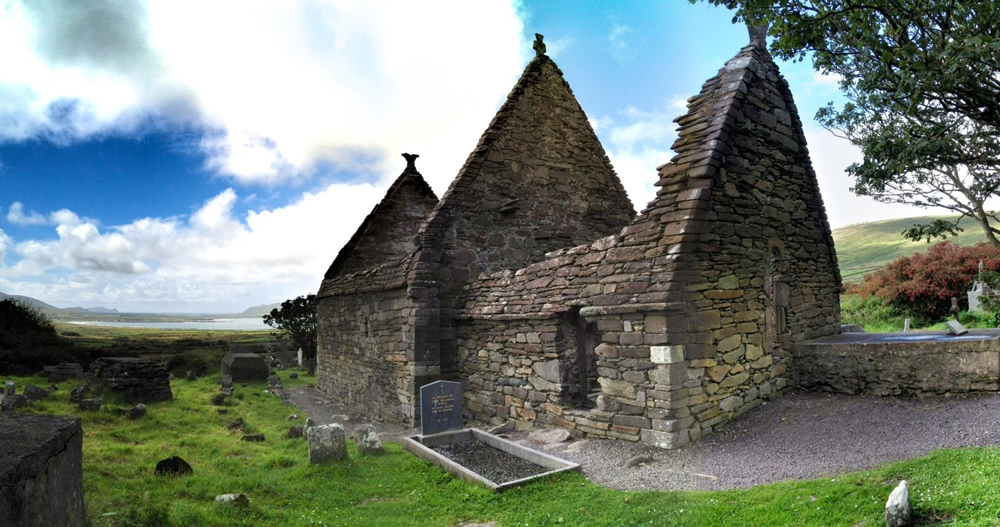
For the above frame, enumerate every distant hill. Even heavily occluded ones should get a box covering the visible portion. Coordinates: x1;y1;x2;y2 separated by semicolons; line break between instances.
242;302;281;316
62;306;120;314
0;292;118;314
833;214;998;282
0;292;61;312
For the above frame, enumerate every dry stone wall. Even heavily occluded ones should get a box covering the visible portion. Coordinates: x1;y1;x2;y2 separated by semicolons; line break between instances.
796;332;1000;395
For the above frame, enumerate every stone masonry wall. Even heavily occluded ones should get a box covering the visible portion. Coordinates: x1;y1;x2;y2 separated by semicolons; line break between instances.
795;332;1000;396
408;49;635;382
453;34;841;449
316;285;416;425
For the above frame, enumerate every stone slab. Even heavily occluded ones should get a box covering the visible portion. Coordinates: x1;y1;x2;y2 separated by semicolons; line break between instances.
0;413;84;527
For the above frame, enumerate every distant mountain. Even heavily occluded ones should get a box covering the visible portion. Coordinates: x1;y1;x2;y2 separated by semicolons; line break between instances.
62;306;120;314
242;302;281;316
0;292;118;314
0;292;61;312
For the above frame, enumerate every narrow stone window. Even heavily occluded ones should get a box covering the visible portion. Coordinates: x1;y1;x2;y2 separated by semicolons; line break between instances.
765;244;789;350
559;308;599;408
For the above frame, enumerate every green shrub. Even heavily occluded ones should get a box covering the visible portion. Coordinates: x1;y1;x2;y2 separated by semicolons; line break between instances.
847;241;1000;325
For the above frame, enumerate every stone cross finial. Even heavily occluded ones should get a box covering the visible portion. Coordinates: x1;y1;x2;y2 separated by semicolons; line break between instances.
533;33;546;57
748;23;769;50
402;153;418;170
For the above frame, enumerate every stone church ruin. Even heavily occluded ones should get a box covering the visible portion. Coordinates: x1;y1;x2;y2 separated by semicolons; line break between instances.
317;28;843;448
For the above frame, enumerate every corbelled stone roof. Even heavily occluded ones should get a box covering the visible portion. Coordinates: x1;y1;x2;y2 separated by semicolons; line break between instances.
318;154;438;297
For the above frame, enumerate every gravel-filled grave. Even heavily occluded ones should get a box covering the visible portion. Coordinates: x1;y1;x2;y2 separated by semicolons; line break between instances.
432;439;547;483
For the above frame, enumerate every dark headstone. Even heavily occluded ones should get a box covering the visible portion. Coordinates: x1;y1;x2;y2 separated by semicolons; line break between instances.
88;357;172;404
126;404;147;420
211;393;227;406
419;380;463;436
69;385;88;404
241;433;265;442
227;418;246;431
185;370;197;381
23;384;49;401
154;456;192;476
289;372;298;379
78;398;102;412
221;352;269;382
287;426;304;438
306;358;316;376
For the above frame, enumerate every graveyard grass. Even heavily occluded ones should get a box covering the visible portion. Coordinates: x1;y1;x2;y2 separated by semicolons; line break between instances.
8;370;1000;526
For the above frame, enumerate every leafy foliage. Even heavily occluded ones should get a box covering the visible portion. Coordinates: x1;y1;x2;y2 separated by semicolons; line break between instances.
696;0;1000;247
0;299;87;374
847;241;1000;324
262;294;317;360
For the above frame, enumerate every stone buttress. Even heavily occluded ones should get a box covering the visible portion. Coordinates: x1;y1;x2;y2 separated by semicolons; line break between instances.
454;28;842;447
316;154;438;425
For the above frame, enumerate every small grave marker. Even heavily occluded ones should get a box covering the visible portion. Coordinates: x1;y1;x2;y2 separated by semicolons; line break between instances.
420;380;463;436
946;319;969;336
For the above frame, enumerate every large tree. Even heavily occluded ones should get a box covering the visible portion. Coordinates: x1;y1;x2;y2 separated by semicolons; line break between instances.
697;0;1000;247
263;294;317;360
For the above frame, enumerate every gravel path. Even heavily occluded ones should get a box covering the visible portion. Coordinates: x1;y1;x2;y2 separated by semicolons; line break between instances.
283;386;1000;491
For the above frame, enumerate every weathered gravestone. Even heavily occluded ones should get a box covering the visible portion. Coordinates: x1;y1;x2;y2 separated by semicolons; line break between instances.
221;352;269;382
306;423;347;463
220;375;234;396
420;380;463;436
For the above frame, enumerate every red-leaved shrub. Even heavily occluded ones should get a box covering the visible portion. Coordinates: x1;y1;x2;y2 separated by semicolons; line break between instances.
846;241;1000;323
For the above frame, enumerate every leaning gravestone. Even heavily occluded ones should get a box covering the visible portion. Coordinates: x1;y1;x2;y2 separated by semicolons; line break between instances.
946;319;969;336
420;380;463;436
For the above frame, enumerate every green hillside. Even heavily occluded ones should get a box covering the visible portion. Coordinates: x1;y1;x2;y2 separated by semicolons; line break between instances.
833;215;997;282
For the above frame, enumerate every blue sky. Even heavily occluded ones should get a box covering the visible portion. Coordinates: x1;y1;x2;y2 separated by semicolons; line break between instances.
0;0;926;313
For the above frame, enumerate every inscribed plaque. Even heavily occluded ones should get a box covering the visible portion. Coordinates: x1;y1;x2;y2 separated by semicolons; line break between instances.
420;380;463;435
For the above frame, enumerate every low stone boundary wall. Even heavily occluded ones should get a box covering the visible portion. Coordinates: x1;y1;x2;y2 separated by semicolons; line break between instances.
0;413;85;527
795;330;1000;396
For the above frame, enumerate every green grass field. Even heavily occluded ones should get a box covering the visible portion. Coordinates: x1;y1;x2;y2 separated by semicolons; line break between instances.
9;367;1000;526
833;214;998;282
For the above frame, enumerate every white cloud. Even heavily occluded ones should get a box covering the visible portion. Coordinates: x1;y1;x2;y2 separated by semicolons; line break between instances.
0;0;527;187
805;131;929;229
608;24;635;63
6;201;48;225
0;183;386;311
597;103;685;213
